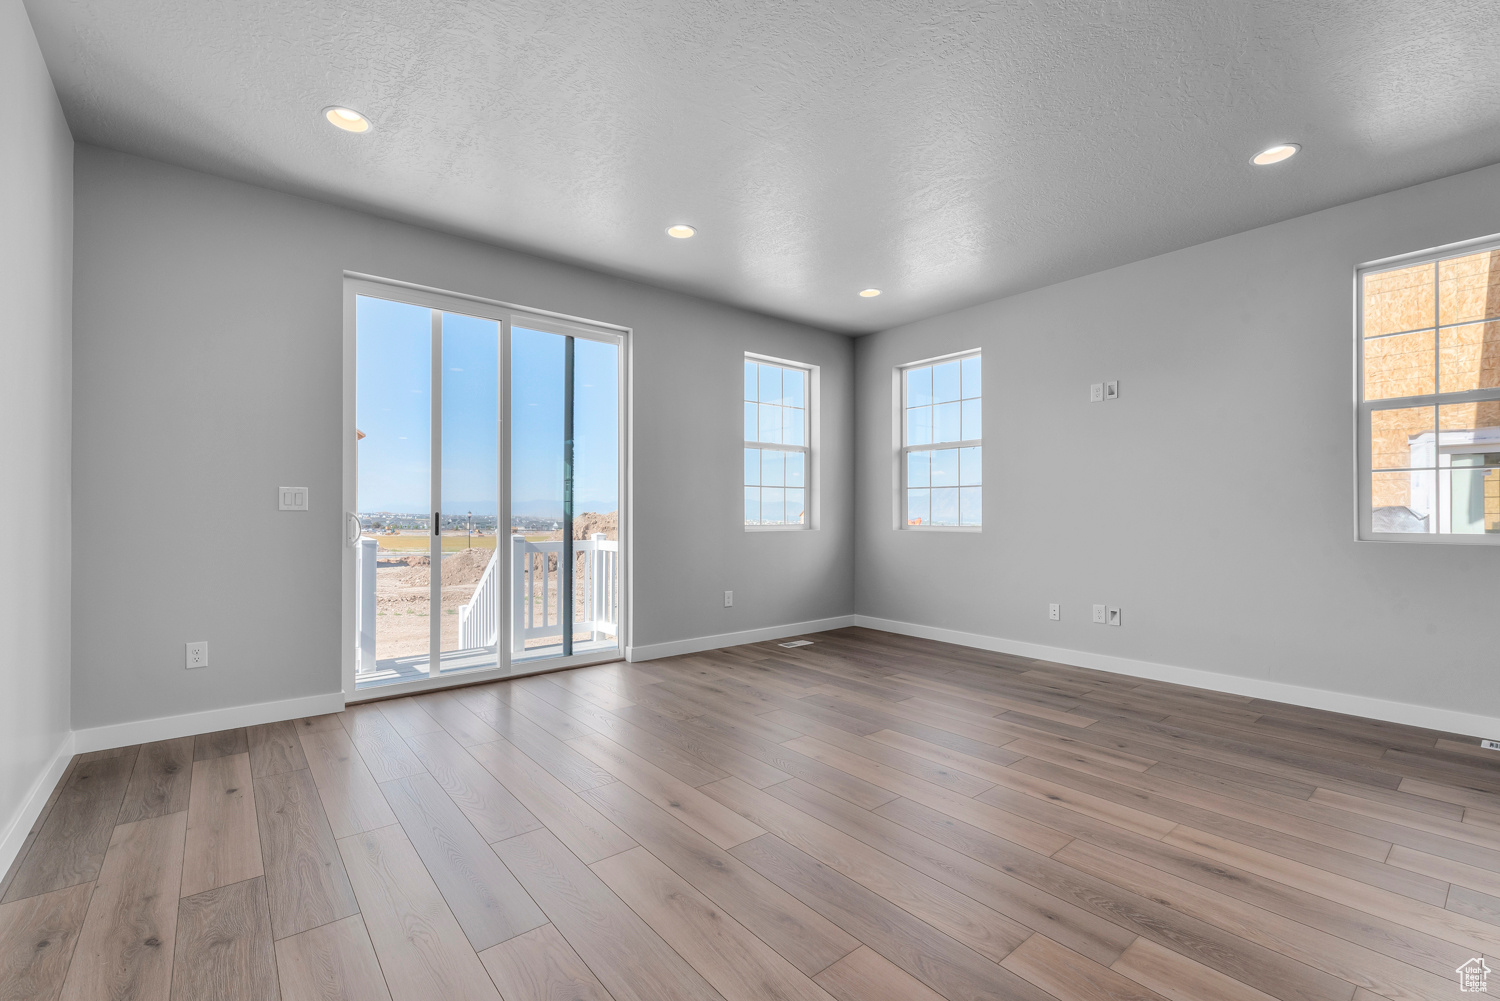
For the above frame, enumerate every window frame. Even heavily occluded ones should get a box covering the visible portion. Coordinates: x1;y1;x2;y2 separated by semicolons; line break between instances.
896;348;982;532
1356;235;1500;545
743;352;818;532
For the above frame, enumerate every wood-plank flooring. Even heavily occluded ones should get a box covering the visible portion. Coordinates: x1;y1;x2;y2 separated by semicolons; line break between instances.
3;626;1499;1001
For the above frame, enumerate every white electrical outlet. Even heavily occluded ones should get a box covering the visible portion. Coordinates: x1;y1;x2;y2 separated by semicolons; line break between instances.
1107;607;1122;626
1482;739;1500;751
279;487;309;511
1089;383;1104;403
186;641;209;669
1105;380;1119;400
1049;603;1060;621
724;590;734;607
1092;604;1106;624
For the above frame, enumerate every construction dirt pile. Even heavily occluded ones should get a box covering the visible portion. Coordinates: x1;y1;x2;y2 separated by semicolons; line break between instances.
439;547;493;586
377;548;493;591
573;511;618;539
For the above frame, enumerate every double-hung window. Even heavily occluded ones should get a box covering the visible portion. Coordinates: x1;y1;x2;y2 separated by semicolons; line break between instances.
1359;241;1500;542
901;351;982;528
744;355;814;529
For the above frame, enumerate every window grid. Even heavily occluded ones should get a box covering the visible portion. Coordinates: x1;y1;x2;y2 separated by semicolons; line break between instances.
1359;241;1500;541
744;357;811;528
901;351;981;529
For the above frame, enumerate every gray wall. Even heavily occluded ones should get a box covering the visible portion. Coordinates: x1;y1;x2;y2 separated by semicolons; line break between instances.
0;0;73;839
72;145;853;731
855;161;1500;723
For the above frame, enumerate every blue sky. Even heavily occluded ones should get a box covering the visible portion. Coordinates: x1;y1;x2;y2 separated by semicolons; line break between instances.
356;296;618;517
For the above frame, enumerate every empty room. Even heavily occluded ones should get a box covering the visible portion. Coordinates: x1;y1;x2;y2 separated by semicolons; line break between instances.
3;0;1499;999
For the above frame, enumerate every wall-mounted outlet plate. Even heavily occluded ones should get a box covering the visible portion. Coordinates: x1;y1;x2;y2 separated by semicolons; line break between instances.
1049;603;1060;621
1105;380;1119;400
279;487;309;511
724;590;733;607
1092;604;1106;624
1107;607;1122;626
186;641;208;669
1089;383;1104;403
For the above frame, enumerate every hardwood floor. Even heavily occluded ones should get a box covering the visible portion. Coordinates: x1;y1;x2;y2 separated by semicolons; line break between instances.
3;626;1499;1001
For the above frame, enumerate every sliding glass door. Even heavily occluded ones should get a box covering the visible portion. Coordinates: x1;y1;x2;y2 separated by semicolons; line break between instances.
352;296;502;686
440;312;502;672
346;280;625;694
510;323;620;665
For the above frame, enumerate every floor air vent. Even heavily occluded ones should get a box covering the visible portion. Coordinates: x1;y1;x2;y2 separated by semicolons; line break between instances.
778;639;814;648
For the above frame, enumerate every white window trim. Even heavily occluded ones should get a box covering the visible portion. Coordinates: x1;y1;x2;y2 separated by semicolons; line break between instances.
1355;236;1500;545
744;352;818;532
895;347;982;532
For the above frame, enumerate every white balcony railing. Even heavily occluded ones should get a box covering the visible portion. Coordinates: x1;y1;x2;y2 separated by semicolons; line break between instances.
354;533;619;677
457;544;501;654
355;537;377;674
459;533;619;655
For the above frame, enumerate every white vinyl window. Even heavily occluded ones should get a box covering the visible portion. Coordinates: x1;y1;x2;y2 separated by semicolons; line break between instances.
1358;239;1500;543
744;355;814;529
900;350;981;529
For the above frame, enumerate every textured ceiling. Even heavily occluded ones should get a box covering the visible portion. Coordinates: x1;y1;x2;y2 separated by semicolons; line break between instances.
25;0;1500;332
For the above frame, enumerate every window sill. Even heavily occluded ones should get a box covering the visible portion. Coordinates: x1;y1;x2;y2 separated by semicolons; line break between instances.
745;525;813;533
900;526;982;533
1360;532;1500;545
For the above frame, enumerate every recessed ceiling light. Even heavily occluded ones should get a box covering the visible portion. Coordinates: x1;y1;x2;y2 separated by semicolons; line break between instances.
858;288;882;297
666;225;696;239
323;106;371;133
1251;143;1299;166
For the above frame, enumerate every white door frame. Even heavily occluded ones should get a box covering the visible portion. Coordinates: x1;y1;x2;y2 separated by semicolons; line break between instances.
341;272;632;701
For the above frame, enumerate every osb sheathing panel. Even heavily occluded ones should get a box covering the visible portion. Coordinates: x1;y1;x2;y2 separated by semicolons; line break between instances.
1440;322;1500;393
1364;330;1434;400
1364;254;1500;402
1439;251;1500;325
1365;252;1500;514
1364;263;1434;337
1371;406;1434;472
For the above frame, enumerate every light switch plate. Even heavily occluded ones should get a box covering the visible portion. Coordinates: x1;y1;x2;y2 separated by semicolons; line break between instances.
279;487;309;511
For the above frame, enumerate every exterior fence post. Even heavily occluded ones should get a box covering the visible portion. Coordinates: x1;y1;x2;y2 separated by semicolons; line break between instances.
591;533;607;642
511;535;527;658
358;536;377;674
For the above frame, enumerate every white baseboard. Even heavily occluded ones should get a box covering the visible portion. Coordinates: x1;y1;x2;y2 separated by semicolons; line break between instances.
626;615;857;663
72;691;347;754
1;731;75;885
853;614;1500;740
